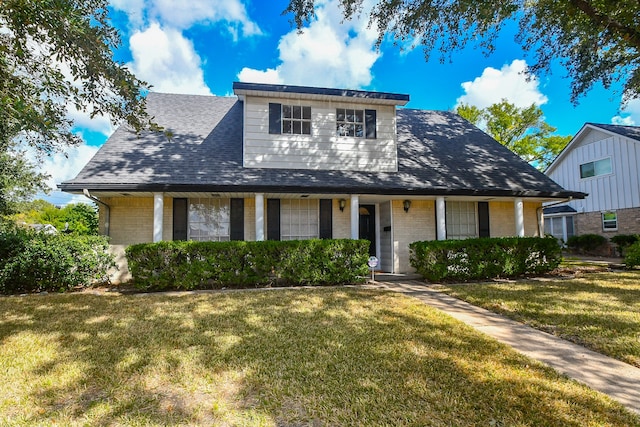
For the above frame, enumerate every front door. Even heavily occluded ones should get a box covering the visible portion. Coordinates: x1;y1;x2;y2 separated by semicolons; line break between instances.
359;204;376;256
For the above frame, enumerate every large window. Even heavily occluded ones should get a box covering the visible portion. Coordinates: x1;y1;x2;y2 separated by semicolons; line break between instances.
446;201;477;239
336;108;377;138
544;216;575;242
280;199;319;240
602;211;618;231
580;157;612;179
188;198;230;241
282;105;311;135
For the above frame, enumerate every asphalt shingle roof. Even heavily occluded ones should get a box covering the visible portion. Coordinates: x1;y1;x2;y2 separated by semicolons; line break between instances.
588;123;640;142
60;92;583;199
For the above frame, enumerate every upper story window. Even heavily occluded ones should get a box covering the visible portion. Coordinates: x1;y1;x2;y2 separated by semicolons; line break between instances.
580;157;612;179
336;108;377;139
269;103;311;135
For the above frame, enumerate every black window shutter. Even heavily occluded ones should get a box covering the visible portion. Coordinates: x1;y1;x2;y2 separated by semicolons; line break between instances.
173;198;188;241
478;202;490;238
365;109;377;139
267;199;281;240
269;103;281;134
230;198;244;241
319;199;333;239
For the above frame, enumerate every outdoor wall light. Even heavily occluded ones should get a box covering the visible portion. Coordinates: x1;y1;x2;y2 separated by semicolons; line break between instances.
339;199;347;212
403;200;411;213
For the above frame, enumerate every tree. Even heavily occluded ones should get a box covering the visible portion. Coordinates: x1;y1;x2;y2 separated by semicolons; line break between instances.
456;100;571;170
0;0;157;214
7;199;99;235
285;1;640;103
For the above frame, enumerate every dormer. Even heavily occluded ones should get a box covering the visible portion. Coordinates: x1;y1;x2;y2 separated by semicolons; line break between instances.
233;82;409;172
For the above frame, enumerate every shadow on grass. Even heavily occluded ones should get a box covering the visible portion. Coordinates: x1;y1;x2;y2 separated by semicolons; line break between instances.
0;288;638;426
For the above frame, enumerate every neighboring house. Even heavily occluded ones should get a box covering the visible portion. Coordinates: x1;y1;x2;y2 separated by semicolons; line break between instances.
544;123;640;242
60;82;583;274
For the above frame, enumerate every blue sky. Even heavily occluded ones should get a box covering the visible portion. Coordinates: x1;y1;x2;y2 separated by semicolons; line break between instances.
41;0;640;206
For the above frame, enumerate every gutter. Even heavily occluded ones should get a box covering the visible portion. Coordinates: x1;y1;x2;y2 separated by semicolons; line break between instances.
83;189;110;237
536;197;574;237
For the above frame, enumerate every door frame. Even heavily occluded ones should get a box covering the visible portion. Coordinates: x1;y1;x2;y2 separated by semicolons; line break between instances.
358;203;381;263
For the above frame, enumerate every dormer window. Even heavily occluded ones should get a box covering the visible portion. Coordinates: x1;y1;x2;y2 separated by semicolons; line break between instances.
336;108;377;139
269;103;311;135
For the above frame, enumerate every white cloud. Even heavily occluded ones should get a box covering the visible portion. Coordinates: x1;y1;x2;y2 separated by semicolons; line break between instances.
456;59;548;108
612;98;640;125
66;103;115;136
237;67;283;84
110;0;260;37
127;23;212;95
238;0;380;88
37;139;99;191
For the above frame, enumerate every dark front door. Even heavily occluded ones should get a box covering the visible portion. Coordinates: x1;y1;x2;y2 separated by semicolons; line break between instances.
359;204;376;256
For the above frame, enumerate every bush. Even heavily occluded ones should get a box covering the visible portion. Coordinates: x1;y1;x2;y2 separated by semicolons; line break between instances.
409;237;561;282
566;234;608;254
125;239;370;291
624;241;640;268
0;223;115;294
610;234;639;256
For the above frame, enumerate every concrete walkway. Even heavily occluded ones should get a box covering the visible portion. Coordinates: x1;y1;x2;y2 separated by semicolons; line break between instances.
369;280;640;415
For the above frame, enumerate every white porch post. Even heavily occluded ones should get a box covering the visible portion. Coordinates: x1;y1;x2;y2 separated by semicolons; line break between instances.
515;198;525;237
153;192;164;242
255;193;264;241
436;196;446;240
350;194;359;239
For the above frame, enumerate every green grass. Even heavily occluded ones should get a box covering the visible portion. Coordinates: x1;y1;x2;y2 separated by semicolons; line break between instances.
1;288;638;426
439;270;640;368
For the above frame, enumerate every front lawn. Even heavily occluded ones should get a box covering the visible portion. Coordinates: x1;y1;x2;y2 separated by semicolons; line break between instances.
1;288;638;426
439;270;640;368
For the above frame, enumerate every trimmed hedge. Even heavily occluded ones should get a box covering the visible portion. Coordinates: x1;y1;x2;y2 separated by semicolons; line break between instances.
624;241;640;268
125;239;370;291
409;237;562;282
0;224;114;294
566;234;608;254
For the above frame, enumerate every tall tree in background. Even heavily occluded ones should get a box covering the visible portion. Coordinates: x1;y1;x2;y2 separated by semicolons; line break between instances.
0;0;155;215
456;100;571;170
285;1;640;103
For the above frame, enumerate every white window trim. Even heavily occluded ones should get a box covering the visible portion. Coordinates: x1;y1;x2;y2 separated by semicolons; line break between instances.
280;199;320;240
188;198;231;242
579;156;613;180
281;104;312;135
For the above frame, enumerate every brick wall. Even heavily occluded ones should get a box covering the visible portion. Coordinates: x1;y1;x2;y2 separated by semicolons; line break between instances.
100;197;154;245
575;207;640;237
332;198;351;239
393;199;436;272
489;201;541;237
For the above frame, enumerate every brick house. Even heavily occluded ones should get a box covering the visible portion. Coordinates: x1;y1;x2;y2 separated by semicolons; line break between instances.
544;123;640;243
60;82;582;276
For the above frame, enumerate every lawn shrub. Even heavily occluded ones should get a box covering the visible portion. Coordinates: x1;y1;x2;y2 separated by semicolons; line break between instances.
409;237;561;282
0;223;114;294
125;239;370;291
566;234;608;254
624;241;640;268
611;234;639;256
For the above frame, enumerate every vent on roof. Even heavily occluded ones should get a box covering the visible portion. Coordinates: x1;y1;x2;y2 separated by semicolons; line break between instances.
300;194;310;198
121;193;131;196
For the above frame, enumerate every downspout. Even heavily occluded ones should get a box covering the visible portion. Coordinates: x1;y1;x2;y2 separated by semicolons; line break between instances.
83;189;110;237
536;197;573;237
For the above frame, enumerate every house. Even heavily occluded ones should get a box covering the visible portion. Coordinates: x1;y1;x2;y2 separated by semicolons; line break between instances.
60;82;583;276
544;123;640;242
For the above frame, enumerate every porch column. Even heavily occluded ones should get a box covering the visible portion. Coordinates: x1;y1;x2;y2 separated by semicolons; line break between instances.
514;198;525;237
255;193;264;241
436;196;446;240
350;194;359;239
153;192;164;242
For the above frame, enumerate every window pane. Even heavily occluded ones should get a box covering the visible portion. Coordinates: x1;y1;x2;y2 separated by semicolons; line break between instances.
293;105;302;119
281;199;319;240
302;106;311;120
347;109;355;122
337;109;345;121
293;121;302;134
282;105;292;118
580;162;595;178
283;120;292;134
188;198;230;241
595;158;612;175
446;201;477;239
566;216;574;238
355;110;363;123
302;121;311;135
355;124;364;138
